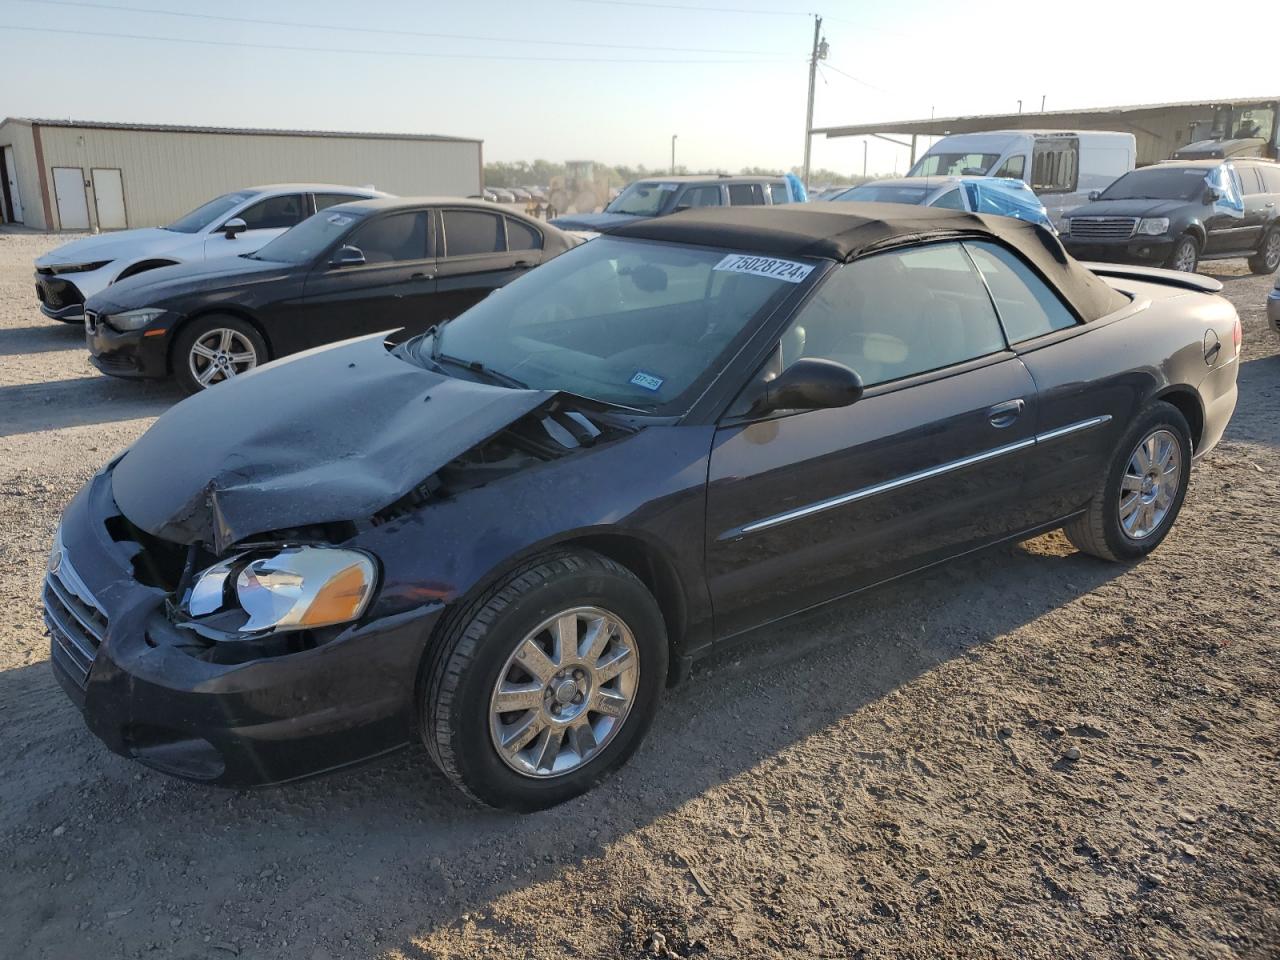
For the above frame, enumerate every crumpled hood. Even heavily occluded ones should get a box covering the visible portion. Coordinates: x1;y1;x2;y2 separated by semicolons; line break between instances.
111;335;555;552
1068;198;1190;219
35;228;177;267
549;211;647;231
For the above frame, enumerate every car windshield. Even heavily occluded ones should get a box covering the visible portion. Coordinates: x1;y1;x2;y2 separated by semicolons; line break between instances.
1100;168;1210;201
407;237;817;412
164;191;256;233
834;184;931;205
908;152;1000;178
606;182;679;216
249;208;368;264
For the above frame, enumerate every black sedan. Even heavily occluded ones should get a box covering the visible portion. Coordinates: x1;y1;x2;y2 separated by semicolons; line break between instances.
47;204;1240;810
82;198;577;393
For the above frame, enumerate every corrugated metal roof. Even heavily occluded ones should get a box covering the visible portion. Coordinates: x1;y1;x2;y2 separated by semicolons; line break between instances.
815;96;1279;139
3;116;481;144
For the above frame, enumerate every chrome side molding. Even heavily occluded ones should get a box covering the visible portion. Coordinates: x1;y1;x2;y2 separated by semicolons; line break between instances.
722;415;1112;541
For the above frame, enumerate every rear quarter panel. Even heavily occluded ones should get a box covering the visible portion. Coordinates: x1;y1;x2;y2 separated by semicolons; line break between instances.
1018;279;1239;518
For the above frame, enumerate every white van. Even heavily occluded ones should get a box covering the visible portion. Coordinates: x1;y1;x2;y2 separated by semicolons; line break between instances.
906;130;1136;228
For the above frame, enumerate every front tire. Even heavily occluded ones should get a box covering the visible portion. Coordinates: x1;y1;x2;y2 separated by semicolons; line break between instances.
171;314;266;395
1165;234;1199;273
1247;228;1280;274
1064;401;1192;562
422;550;668;811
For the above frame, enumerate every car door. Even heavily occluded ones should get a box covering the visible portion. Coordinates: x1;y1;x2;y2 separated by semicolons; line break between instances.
431;208;540;325
204;192;307;259
961;240;1130;522
300;208;435;347
704;241;1039;639
1202;165;1248;255
1230;165;1269;252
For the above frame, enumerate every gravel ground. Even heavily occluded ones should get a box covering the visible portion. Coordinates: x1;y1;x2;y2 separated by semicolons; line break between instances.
1;229;1278;960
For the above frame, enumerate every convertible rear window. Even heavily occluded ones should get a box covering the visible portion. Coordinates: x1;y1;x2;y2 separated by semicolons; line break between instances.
414;237;817;411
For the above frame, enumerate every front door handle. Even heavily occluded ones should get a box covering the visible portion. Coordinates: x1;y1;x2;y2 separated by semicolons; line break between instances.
988;398;1025;428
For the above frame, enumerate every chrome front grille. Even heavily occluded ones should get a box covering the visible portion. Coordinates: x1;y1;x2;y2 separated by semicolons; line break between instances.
44;551;107;688
1069;217;1138;241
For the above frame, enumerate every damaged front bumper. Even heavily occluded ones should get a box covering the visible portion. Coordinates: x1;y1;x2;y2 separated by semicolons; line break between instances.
47;469;443;786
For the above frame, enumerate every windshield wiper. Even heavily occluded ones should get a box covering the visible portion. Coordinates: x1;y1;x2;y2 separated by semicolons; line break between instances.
433;351;528;389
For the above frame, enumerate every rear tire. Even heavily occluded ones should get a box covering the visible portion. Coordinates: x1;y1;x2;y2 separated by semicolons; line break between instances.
1165;235;1199;273
171;314;266;395
422;549;667;811
1064;401;1192;562
1247;228;1280;274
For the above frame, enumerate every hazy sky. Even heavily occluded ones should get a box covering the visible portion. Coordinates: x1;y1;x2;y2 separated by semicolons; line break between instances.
4;0;1276;178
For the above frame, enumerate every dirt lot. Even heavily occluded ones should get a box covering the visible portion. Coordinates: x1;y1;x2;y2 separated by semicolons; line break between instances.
1;229;1277;960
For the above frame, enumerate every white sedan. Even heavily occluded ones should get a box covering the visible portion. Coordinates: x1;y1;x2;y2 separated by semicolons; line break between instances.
33;183;387;321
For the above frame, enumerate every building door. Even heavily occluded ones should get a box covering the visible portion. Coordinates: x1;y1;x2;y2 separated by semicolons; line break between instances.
2;146;22;223
91;168;127;229
52;167;90;230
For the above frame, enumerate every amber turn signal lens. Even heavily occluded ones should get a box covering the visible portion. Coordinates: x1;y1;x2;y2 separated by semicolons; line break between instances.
297;563;373;627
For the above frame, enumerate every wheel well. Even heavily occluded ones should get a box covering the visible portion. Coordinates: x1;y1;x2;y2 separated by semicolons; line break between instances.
115;259;178;282
568;533;689;676
166;308;274;373
1182;226;1205;249
1155;388;1204;452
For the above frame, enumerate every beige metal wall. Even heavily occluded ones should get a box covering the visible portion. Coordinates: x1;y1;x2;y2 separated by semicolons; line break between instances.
0;120;45;229
33;125;482;230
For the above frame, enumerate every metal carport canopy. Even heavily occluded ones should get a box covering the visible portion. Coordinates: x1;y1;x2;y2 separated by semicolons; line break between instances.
812;96;1279;139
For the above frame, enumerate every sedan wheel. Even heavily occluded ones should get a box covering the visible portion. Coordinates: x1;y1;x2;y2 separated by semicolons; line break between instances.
489;606;639;778
1117;428;1182;540
189;327;259;387
423;549;667;811
1064;401;1192;562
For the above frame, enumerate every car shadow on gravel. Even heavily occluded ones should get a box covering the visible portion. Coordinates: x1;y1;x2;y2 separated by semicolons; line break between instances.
0;535;1129;958
0;375;182;437
0;321;86;356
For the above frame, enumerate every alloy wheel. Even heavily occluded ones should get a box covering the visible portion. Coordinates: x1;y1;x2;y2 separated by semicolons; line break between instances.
489;606;639;778
188;328;259;388
1265;231;1280;270
1172;240;1197;273
1118;428;1182;540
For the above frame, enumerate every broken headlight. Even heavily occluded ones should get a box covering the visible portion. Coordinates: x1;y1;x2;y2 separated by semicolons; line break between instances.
184;546;377;636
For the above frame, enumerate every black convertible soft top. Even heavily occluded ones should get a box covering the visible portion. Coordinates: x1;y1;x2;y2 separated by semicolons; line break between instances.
604;201;1130;323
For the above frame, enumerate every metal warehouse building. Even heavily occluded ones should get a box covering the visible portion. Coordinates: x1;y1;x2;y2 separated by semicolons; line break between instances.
0;118;483;232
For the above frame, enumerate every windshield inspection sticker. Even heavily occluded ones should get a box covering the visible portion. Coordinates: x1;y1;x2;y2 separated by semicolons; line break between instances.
630;370;665;392
713;254;814;284
326;213;354;226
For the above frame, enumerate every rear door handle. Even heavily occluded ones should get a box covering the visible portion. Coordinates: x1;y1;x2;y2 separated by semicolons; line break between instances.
988;398;1025;428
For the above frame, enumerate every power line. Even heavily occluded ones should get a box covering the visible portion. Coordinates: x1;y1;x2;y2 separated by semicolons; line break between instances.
5;24;802;64
17;0;788;56
818;62;892;96
571;0;810;15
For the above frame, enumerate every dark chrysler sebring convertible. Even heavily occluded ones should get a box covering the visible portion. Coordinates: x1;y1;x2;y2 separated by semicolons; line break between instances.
47;204;1240;810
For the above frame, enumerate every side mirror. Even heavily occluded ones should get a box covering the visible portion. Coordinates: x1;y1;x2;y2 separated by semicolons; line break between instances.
222;217;247;239
1204;187;1222;204
749;357;864;415
329;245;366;268
1088;191;1100;201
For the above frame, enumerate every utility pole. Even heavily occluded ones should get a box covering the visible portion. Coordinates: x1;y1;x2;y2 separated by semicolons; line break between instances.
862;139;867;178
670;134;677;175
1040;94;1046;112
801;14;827;190
1017;99;1023;114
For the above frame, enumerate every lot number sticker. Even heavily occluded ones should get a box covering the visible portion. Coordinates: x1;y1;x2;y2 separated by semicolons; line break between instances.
713;254;813;284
